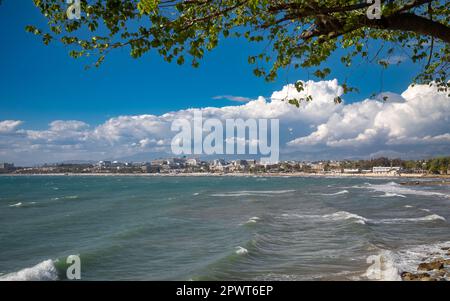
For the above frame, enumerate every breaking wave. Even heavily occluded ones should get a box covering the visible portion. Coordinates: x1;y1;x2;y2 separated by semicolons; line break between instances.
242;216;260;225
372;214;446;224
8;202;37;208
317;190;349;196
322;211;368;224
211;190;295;197
376;192;406;198
365;182;449;198
51;195;79;201
0;259;58;281
235;246;248;255
281;211;445;225
281;210;367;225
363;241;450;281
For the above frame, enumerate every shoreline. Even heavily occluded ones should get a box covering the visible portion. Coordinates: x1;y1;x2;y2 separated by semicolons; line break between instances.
1;172;450;180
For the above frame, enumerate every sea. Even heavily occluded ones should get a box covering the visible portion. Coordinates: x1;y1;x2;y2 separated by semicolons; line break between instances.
0;175;449;281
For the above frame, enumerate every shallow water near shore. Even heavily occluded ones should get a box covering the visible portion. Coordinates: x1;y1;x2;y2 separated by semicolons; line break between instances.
0;176;449;280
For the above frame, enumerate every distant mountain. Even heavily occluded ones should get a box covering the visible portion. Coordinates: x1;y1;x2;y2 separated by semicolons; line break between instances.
113;152;173;163
114;152;264;163
58;160;97;165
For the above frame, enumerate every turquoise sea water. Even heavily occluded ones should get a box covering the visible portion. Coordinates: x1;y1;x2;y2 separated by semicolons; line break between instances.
0;175;449;280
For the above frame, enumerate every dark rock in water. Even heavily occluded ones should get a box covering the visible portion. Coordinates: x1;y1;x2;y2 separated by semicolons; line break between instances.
401;272;413;280
400;181;450;186
401;272;433;281
418;261;444;271
400;272;414;281
425;258;450;266
404;246;450;281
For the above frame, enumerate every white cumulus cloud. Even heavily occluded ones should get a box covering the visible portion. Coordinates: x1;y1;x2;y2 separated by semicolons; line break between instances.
0;120;23;133
287;83;450;156
0;80;448;165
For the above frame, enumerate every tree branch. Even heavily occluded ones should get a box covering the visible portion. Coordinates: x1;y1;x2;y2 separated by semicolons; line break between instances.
367;13;450;44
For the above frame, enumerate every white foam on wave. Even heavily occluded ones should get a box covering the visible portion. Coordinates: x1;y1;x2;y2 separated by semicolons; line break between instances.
235;246;248;255
245;217;260;224
282;211;367;225
212;190;295;197
9;202;37;208
281;213;318;219
376;192;406;198
322;211;368;224
192;192;200;196
317;190;349;196
0;259;58;281
282;210;445;225
373;214;446;224
52;195;79;201
404;205;413;208
363;241;450;281
365;182;449;198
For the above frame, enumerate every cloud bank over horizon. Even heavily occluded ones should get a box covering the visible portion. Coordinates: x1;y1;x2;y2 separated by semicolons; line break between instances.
1;79;449;165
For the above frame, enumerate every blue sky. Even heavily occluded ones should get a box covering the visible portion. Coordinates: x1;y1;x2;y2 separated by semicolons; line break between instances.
0;1;421;129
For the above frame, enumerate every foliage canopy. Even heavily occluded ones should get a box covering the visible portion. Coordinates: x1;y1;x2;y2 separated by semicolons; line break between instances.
27;0;450;101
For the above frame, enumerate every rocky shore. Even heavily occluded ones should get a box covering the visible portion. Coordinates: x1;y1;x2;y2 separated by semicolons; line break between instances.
399;180;450;186
401;247;450;281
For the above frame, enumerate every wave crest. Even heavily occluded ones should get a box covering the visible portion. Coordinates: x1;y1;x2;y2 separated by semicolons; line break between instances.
373;214;446;224
212;190;295;197
244;217;260;224
282;211;367;225
0;260;58;281
235;246;248;255
366;182;449;198
322;211;368;224
317;190;349;196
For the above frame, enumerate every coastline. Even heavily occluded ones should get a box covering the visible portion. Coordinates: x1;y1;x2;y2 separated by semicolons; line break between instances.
1;172;450;180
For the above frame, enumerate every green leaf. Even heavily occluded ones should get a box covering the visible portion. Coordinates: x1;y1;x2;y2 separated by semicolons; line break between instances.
137;0;160;15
